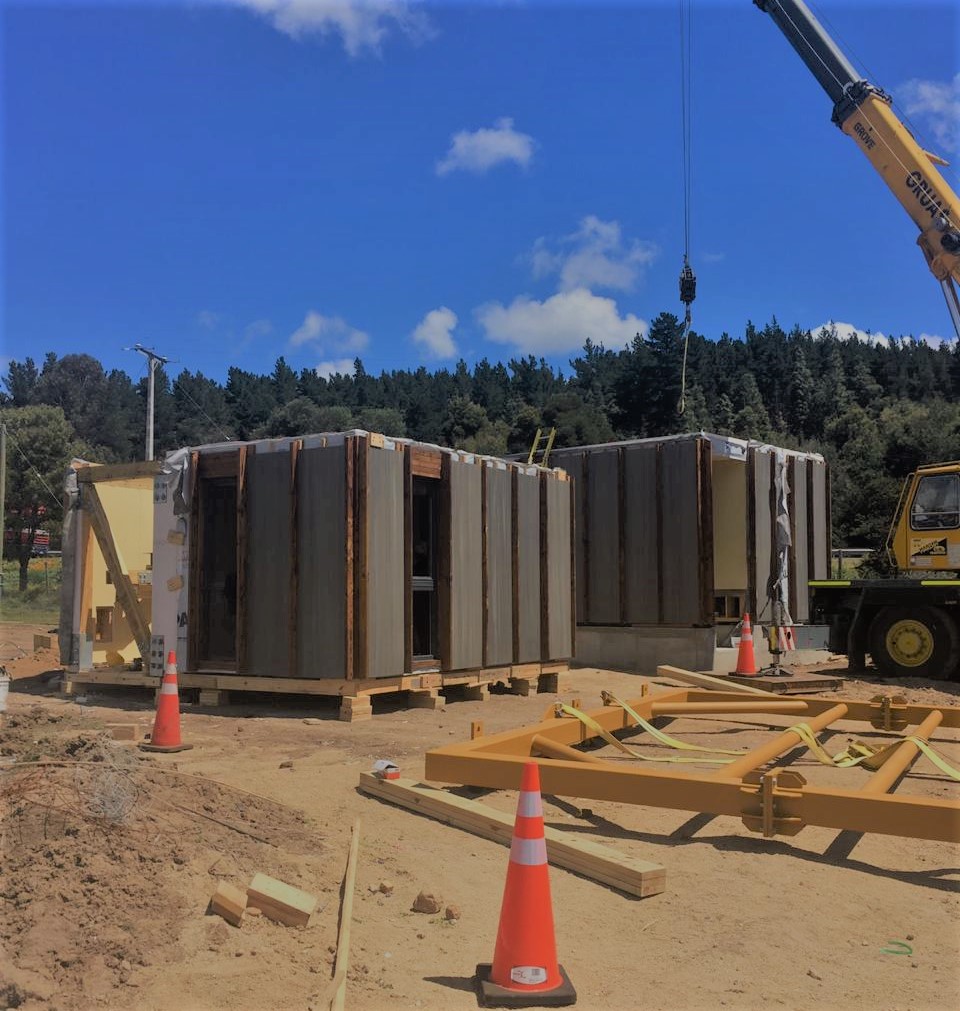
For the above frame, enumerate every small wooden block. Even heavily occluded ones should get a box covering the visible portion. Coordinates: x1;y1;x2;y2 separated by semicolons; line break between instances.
408;689;443;710
246;873;318;927
106;723;138;742
211;881;247;927
339;696;373;723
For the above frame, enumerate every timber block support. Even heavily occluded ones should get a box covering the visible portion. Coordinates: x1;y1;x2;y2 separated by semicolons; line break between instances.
408;688;443;710
339;696;373;723
198;689;226;707
461;684;489;703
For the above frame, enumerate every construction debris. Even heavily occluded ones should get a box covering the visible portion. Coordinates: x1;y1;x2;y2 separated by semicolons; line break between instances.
210;881;248;927
247;873;319;927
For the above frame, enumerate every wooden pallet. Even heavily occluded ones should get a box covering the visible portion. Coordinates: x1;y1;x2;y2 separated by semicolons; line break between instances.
716;671;844;695
62;661;571;721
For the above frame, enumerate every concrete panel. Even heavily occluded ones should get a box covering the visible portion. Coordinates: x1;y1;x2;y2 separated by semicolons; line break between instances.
449;458;483;671
515;471;541;662
810;462;829;580
298;444;346;678
586;449;620;623
545;476;573;659
660;440;701;625
247;451;290;675
366;446;405;677
574;624;716;675
485;465;513;666
561;454;586;624
791;458;810;622
622;444;659;623
751;451;773;620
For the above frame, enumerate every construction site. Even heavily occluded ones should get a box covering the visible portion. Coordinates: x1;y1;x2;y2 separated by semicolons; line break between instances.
2;1;959;1010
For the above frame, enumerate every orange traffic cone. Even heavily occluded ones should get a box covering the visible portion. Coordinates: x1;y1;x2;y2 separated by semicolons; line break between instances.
733;613;758;676
140;651;193;753
476;762;576;1008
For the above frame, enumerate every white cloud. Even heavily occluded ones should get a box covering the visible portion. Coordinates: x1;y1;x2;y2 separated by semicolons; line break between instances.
315;358;357;378
811;321;889;347
412;306;458;358
196;309;220;329
289;310;369;352
898;73;960;153
436;117;535;176
477;287;647;355
232;1;432;57
243;318;274;340
530;216;657;292
916;332;955;348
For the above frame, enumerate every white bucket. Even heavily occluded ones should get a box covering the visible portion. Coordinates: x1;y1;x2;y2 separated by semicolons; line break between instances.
0;671;10;712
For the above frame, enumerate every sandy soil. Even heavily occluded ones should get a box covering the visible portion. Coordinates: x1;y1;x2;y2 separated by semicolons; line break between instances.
1;622;958;1011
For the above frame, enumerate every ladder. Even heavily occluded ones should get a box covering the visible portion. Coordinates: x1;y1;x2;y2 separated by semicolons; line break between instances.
527;427;557;467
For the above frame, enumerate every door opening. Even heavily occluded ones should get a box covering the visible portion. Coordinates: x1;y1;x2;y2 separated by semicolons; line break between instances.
411;477;439;659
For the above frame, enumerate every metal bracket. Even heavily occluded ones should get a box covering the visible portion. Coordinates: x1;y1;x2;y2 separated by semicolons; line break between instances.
870;694;908;732
741;769;807;838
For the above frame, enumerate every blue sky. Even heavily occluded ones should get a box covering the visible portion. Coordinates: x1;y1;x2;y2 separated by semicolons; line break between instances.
2;0;958;384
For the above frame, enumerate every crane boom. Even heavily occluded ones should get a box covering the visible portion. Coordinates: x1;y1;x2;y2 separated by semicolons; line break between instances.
755;0;960;335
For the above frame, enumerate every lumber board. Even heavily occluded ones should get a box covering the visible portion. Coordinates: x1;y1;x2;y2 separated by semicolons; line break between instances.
82;483;151;661
358;773;665;898
656;664;774;696
77;460;162;483
328;818;361;1011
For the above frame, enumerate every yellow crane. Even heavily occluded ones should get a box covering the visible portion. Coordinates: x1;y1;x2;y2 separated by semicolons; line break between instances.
755;0;960;336
758;1;960;679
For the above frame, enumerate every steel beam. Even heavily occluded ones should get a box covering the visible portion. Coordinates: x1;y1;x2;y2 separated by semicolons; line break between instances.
863;709;943;795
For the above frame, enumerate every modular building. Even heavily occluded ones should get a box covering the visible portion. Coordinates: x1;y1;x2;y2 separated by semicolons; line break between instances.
548;433;830;672
60;432;573;717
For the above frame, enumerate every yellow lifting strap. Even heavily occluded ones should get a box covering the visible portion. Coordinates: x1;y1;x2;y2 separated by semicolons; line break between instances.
601;692;746;756
556;702;736;765
786;722;960;781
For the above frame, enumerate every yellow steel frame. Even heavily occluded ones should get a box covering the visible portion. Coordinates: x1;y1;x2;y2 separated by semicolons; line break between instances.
424;688;960;843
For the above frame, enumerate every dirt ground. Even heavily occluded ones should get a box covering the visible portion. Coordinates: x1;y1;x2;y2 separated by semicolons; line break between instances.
1;621;958;1011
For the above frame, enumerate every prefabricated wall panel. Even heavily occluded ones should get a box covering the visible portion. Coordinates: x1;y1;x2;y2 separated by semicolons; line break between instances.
297;443;347;677
365;443;405;678
447;456;483;671
514;470;542;662
560;454;587;624
586;449;620;624
622;444;659;624
543;475;574;659
660;440;704;625
484;464;513;666
168;433;572;683
809;461;829;580
246;450;292;674
749;449;773;620
790;457;810;622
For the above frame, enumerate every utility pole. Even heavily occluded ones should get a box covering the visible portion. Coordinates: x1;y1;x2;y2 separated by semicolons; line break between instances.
0;423;6;610
126;344;169;461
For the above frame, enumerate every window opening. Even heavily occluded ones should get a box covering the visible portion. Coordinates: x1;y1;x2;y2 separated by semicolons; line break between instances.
911;474;959;531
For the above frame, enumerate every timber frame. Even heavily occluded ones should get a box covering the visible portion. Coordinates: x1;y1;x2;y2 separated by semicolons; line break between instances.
424;686;960;843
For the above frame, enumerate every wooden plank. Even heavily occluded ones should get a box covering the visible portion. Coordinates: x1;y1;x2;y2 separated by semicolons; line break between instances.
409;446;442;479
289;440;302;678
358;773;666;898
198;452;240;480
656;664;774;695
328;819;361;1011
82;483;151;661
76;460;162;483
345;436;355;680
247;873;319;927
236;445;251;673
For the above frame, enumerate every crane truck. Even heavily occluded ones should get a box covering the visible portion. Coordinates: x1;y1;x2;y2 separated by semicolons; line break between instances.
756;1;960;680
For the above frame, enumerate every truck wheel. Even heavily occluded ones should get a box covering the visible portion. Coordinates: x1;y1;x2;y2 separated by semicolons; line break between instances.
868;606;960;680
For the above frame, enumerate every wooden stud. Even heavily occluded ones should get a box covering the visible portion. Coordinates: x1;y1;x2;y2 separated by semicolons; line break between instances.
236;445;251;673
355;436;369;679
617;446;626;625
481;464;489;669
289;440;302;677
344;436;355;680
403;445;413;674
697;437;715;627
187;450;201;669
655;443;665;625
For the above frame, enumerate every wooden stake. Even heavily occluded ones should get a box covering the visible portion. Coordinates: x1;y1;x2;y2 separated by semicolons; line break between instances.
328;818;361;1011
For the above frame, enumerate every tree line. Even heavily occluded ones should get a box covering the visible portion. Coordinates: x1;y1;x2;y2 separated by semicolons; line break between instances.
2;312;959;590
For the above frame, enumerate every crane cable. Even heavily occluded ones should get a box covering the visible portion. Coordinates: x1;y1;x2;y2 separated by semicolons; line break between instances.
677;0;696;415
